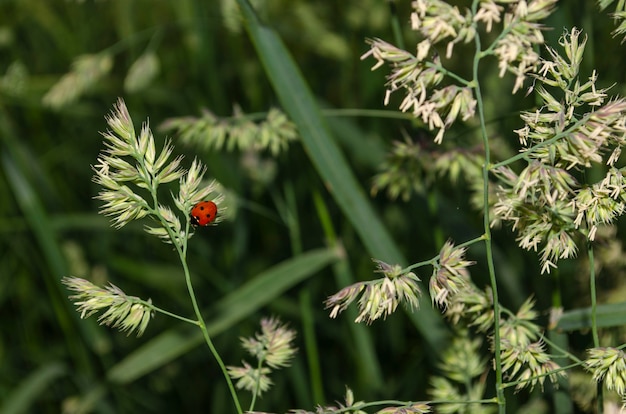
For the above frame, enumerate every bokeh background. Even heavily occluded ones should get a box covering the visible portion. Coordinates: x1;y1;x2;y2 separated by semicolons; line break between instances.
2;1;626;412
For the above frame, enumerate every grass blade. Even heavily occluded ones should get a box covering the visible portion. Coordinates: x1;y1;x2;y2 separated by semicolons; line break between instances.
235;0;447;348
554;301;626;331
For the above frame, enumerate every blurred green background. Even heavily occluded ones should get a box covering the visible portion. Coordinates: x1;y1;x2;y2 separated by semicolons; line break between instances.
2;0;626;413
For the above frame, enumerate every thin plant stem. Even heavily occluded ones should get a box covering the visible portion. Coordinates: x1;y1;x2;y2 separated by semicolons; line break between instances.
425;61;473;86
588;242;604;413
540;334;584;365
402;235;484;274
490;114;591;170
150;189;242;414
501;361;581;390
588;243;599;347
500;308;584;364
326;398;498;413
140;301;199;325
479;15;518;58
455;235;486;250
249;356;266;411
404;258;437;273
139;143;242;410
471;0;504;412
175;224;243;414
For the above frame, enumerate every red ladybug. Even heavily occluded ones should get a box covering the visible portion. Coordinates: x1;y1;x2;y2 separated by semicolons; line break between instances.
190;201;218;226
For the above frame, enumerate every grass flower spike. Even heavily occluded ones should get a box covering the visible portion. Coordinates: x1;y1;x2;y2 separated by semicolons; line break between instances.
43;53;113;109
241;317;298;369
93;99;183;228
585;347;626;397
92;98;223;245
325;259;421;324
491;0;558;93
361;37;475;144
493;28;626;273
428;331;488;413
64;100;228;346
362;0;557;148
160;106;298;156
499;299;565;392
429;241;475;309
62;276;152;337
227;317;297;397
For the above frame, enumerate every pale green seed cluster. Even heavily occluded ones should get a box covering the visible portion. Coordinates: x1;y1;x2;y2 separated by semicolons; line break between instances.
227;317;297;396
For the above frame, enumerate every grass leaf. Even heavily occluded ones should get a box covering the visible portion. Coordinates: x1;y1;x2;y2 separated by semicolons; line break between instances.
235;0;448;349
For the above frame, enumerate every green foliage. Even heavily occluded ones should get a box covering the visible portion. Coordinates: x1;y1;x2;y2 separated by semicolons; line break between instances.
3;0;626;413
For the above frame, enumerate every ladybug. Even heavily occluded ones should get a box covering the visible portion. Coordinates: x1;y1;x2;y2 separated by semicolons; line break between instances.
190;201;218;226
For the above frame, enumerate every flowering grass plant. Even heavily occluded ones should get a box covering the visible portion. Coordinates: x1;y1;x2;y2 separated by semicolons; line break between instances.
63;99;297;414
320;0;626;412
59;0;626;412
